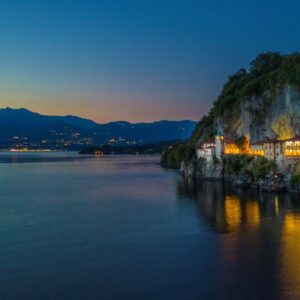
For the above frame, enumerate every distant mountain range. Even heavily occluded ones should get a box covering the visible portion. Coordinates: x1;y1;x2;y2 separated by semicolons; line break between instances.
0;107;196;150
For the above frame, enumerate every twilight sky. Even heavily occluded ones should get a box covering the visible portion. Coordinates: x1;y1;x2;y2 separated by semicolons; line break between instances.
0;0;299;123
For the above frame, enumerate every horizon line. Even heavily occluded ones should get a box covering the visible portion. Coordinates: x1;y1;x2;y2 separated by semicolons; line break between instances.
0;106;198;125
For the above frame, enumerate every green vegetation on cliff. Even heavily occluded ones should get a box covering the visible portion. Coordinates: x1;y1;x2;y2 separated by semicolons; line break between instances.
291;174;300;189
161;143;195;168
161;52;300;167
252;157;276;180
224;155;275;180
224;155;253;175
212;52;300;117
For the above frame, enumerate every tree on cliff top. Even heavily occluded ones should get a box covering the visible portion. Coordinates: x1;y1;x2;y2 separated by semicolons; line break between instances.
250;52;282;74
235;136;248;153
162;52;300;168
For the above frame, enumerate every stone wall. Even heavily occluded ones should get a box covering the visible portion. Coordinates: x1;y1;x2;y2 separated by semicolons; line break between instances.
215;85;300;142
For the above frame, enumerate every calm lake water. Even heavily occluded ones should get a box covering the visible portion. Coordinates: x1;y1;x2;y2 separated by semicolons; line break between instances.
1;153;300;299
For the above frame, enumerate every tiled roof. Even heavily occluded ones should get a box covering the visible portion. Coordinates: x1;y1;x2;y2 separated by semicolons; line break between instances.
252;136;300;144
265;138;279;143
196;139;215;148
204;139;215;144
250;140;265;146
251;137;280;145
224;139;236;144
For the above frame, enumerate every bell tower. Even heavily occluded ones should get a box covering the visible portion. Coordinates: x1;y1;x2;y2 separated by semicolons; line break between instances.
215;133;224;160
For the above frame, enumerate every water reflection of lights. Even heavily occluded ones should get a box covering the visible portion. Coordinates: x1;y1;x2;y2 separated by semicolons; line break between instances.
224;197;260;231
224;195;242;232
245;201;260;226
274;195;279;216
177;178;300;299
281;213;300;299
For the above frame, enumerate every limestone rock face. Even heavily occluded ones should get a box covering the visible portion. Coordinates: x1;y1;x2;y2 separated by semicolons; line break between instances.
215;85;300;142
180;158;196;177
179;158;223;179
197;159;223;180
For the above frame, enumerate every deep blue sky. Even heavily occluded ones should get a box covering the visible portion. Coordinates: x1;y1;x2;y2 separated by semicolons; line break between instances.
0;0;299;122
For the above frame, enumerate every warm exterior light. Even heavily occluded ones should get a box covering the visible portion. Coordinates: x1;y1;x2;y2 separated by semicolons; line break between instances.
284;139;300;157
197;135;300;161
224;142;241;155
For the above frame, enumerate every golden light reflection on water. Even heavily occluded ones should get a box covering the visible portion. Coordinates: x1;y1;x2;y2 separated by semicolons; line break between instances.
245;201;260;226
176;177;300;299
274;195;280;216
224;195;242;232
224;196;260;232
177;179;300;298
281;213;300;299
176;179;295;233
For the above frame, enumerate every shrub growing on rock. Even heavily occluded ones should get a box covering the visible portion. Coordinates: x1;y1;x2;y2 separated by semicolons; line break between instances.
252;157;275;180
224;154;253;175
290;174;300;189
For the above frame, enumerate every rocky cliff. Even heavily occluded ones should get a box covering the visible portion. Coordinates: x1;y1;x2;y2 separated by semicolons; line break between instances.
161;52;300;178
215;84;300;142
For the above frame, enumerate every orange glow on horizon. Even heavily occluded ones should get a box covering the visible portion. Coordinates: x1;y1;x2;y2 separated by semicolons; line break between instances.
0;101;200;124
